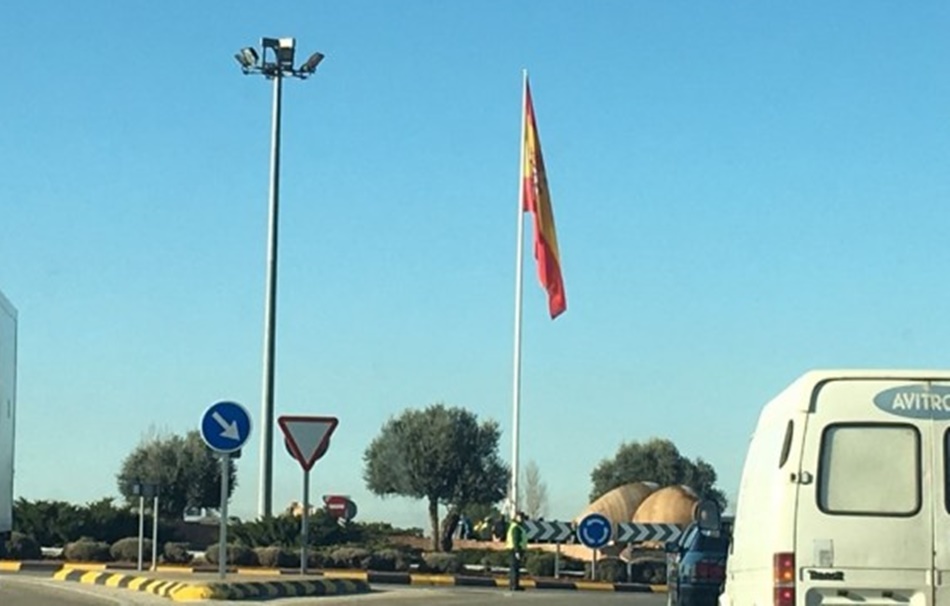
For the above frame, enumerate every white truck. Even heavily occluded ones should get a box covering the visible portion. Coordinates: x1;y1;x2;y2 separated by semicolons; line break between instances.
723;369;950;606
0;290;15;553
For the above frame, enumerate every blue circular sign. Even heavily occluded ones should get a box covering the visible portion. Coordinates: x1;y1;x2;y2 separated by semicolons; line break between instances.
201;401;252;453
577;513;613;549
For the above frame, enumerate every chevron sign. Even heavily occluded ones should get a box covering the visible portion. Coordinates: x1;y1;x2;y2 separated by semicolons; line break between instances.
617;523;682;544
524;519;573;543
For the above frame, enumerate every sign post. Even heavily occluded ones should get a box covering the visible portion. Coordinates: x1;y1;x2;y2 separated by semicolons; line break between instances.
577;513;613;580
523;519;573;578
200;401;252;580
301;467;310;572
133;482;145;572
218;452;230;578
138;493;144;572
150;486;160;571
277;415;338;575
132;482;158;572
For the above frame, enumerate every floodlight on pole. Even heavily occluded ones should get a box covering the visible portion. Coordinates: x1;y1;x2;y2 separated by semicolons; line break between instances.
235;47;259;70
300;52;325;75
235;37;326;519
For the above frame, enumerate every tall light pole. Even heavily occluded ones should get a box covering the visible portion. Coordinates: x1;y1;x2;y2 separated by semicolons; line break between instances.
235;38;325;519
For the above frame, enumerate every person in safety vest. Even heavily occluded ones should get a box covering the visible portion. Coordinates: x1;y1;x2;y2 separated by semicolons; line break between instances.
506;511;528;590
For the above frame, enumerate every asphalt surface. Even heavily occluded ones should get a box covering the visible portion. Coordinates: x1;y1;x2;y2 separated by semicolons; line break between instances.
0;575;668;605
0;575;121;605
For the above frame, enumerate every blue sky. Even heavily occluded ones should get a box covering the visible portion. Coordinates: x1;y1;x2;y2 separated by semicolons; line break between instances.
2;2;949;530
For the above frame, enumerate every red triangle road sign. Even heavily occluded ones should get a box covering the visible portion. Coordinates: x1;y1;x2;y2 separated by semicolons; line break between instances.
277;416;338;472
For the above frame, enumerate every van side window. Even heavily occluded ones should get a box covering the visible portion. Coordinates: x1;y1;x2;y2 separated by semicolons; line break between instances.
944;429;950;514
779;420;794;468
817;423;920;516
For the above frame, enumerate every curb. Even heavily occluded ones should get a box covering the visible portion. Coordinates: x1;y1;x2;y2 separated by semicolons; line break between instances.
1;561;666;593
51;569;371;602
324;570;666;592
0;561;66;573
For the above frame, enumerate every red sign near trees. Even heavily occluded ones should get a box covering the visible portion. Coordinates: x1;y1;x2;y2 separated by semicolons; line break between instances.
323;495;357;521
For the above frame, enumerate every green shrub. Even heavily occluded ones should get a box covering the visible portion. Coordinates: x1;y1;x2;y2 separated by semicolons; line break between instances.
359;522;422;542
163;542;193;565
230;515;299;548
525;551;556;578
14;500;84;547
64;539;112;562
422;552;463;574
589;557;628;583
110;537;152;562
203;544;259;566
627;558;666;584
453;549;490;566
305;550;325;569
325;546;372;569
13;498;179;548
255;546;300;568
559;555;586;572
81;498;141;544
230;511;366;548
5;532;42;560
476;550;510;570
366;548;410;572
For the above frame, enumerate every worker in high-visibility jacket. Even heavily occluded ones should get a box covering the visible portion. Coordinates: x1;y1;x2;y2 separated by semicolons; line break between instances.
506;511;528;590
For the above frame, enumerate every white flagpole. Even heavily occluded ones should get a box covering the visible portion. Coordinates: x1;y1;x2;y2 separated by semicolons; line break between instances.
510;69;529;517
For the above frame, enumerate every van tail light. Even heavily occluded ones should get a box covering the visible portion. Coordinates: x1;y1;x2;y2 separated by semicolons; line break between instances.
773;552;795;606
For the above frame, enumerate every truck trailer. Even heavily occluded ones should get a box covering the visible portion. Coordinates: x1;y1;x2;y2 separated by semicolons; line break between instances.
0;289;16;553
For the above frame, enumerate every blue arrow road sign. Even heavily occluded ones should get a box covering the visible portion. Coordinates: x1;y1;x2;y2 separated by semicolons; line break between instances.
577;513;613;549
201;401;252;453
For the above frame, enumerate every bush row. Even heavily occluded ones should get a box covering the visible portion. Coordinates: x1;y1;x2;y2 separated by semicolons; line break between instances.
13;498;424;551
201;545;417;571
2;533;195;564
588;557;667;584
63;537;195;564
5;531;603;581
198;545;578;577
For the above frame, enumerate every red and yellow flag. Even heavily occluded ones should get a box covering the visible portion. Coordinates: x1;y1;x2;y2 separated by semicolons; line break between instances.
522;80;566;319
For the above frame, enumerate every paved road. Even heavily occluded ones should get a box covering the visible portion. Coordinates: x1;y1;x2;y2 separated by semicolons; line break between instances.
305;587;667;606
0;575;667;606
0;576;119;605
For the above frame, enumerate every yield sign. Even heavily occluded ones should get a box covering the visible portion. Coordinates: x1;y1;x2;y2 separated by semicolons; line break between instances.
277;416;339;472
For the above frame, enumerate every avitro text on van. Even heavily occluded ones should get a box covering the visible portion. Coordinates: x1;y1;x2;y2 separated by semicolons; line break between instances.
723;370;950;606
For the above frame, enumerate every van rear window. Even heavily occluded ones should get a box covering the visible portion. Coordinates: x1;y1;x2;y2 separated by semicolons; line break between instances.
817;423;920;516
779;420;794;468
944;430;950;515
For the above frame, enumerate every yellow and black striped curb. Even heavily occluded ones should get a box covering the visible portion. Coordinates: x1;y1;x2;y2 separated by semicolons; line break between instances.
0;561;665;593
52;569;371;602
324;569;667;593
0;560;69;573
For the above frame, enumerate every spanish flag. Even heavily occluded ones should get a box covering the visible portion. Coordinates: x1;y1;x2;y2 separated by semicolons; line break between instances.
522;79;566;319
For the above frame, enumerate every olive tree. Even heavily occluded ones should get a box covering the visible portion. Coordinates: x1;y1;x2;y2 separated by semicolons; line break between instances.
117;429;236;519
363;404;508;551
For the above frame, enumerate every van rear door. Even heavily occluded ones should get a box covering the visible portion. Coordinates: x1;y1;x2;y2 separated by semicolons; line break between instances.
795;378;935;605
932;421;950;604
